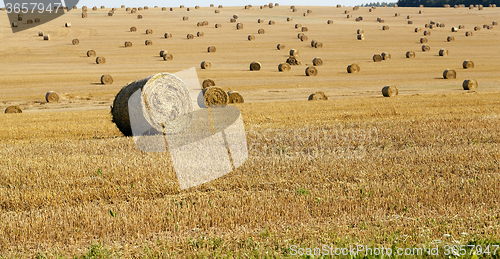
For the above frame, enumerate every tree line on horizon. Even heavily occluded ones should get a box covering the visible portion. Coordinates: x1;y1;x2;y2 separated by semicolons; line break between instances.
395;0;499;7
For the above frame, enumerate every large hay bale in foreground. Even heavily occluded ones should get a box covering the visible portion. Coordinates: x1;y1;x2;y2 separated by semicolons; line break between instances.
203;87;228;106
278;63;291;71
96;57;106;64
202;79;215;89
5;106;22;113
101;74;114;85
87;50;96;57
373;54;383;62
308;91;328;101
463;60;474;69
312;58;323;66
201;61;212;69
439;49;449;56
305;66;317;76
382;85;398;97
250;62;261;71
46;91;59;102
228;91;244;103
347;63;360;73
463;79;478;90
443;69;456;79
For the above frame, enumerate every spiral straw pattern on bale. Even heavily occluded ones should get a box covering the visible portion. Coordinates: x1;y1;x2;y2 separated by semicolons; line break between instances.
308;91;328;101
443;69;456;79
347;64;360;73
421;45;430;52
228;91;244;103
258;28;265;34
462;79;478;90
45;91;59;102
248;35;255;41
382;85;398;97
203;87;228;106
101;74;114;85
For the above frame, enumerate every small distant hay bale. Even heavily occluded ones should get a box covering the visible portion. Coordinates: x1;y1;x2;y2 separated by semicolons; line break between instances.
145;40;153;46
45;91;60;102
297;33;304;38
5;106;22;114
314;42;323;48
301;27;308;32
170;7;174;11
407;15;412;19
277;43;285;50
230;18;237;23
295;23;301;28
96;56;106;64
373;54;383;62
406;51;415;58
421;45;430;52
65;23;71;27
327;20;333;24
465;31;473;36
215;24;221;28
92;6;97;10
419;10;422;14
203;87;228;106
202;79;215;89
439;49;449;56
394;12;400;17
27;19;33;24
443;69;456;79
187;7;191;11
287;17;293;21
459;25;465;29
210;4;214;7
218;5;223;8
463;60;474;69
347;63;360;73
12;22;18;28
408;20;413;24
310;40;317;47
305;66;318;76
451;27;459;32
357;29;364;34
35;18;41;22
87;50;96;57
215;9;220;13
356;33;366;40
462;79;478;90
236;23;243;30
420;37;428;43
163;53;173;61
258;28;265;34
183;16;189;21
130;27;137;32
382;85;398;97
250;61;261;71
447;36;455;42
303;13;308;16
207;46;216;52
228;91;244;103
278;63;291;71
72;39;79;45
493;21;498;25
159;50;168;57
258;19;264;23
43;35;50;40
483;24;488;28
101;74;114;85
382;52;391;60
38;31;44;36
187;34;194;39
415;27;421;32
290;49;299;57
269;20;275;25
300;35;308;41
101;5;105;9
162;7;166;11
197;31;204;37
164;32;172;38
137;15;143;19
131;8;136;13
423;30;431;36
308;91;328;101
474;26;481;31
248;35;255;41
126;7;131;11
108;12;113;16
180;5;185;8
233;14;238;19
337;4;341;7
487;25;493;29
201;61;212;69
312;58;323;66
345;10;350;14
383;25;389;30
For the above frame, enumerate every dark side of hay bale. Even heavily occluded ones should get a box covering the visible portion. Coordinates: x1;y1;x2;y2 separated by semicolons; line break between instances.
463;60;474;69
347;63;360;73
250;61;261;71
327;20;333;24
312;58;323;66
443;69;456;79
287;17;293;21
305;66;317;76
215;24;221;28
373;54;383;62
201;61;212;69
308;91;328;101
278;63;291;71
46;91;60;102
202;79;215;89
101;74;114;85
463;79;478;90
421;45;430;52
382;85;398;97
439;49;449;56
228;91;244;103
5;106;22;114
406;51;415;58
96;57;106;64
277;43;285;50
207;46;216;52
72;39;79;45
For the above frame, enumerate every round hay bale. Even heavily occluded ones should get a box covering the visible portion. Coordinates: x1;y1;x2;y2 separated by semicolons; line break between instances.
202;79;216;89
210;4;214;7
420;37;428;43
170;7;174;11
92;6;97;10
269;20;275;25
183;16;189;21
228;91;244;103
159;50;169;57
278;63;291;71
38;31;44;36
451;27;459;32
383;25;389;30
65;23;71;27
207;46;216;52
197;22;203;27
250;61;261;71
345;10;350;14
382;85;398;97
214;9;219;13
415;27;421;32
406;51;415;58
483;24;488;28
145;40;153;46
72;39;79;45
292;8;297;12
27;19;33;24
373;54;383;62
378;19;385;23
314;42;323;48
459;25;465;29
230;18;237;23
312;58;323;66
248;35;255;41
45;91;59;102
130;27;137;32
295;23;301;28
187;34;194;39
423;30;431;36
87;50;96;57
463;79;478;90
463;60;474;69
5;106;22;114
10;22;18;28
447;36;455;42
357;34;365;40
290;49;299;57
108;12;113;16
297;33;304;38
382;52;391;60
347;63;360;73
258;28;265;34
310;40;317;47
277;43;285;50
408;20;413;24
43;35;50;41
493;21;498;25
287;17;293;21
305;66;317;76
421;45;430;52
308;91;328;101
35;18;41;23
465;31;473;36
162;7;167;11
301;27;308;32
407;15;412;19
187;7;191;11
357;29;364;34
203;21;208;26
218;5;223;8
215;24;221;28
163;53;173;61
394;12;400;17
201;61;212;69
236;23;243;30
439;49;449;56
203;87;228;106
82;6;88;11
300;35;308;41
327;20;333;24
443;69;456;79
197;31;204;37
101;74;114;85
146;29;153;34
164;32;172;38
258;19;264;23
180;5;184;8
474;26;481;31
137;14;142;19
96;57;106;64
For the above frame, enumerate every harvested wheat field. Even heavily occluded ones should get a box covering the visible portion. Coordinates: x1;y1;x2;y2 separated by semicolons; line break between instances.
1;3;500;258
